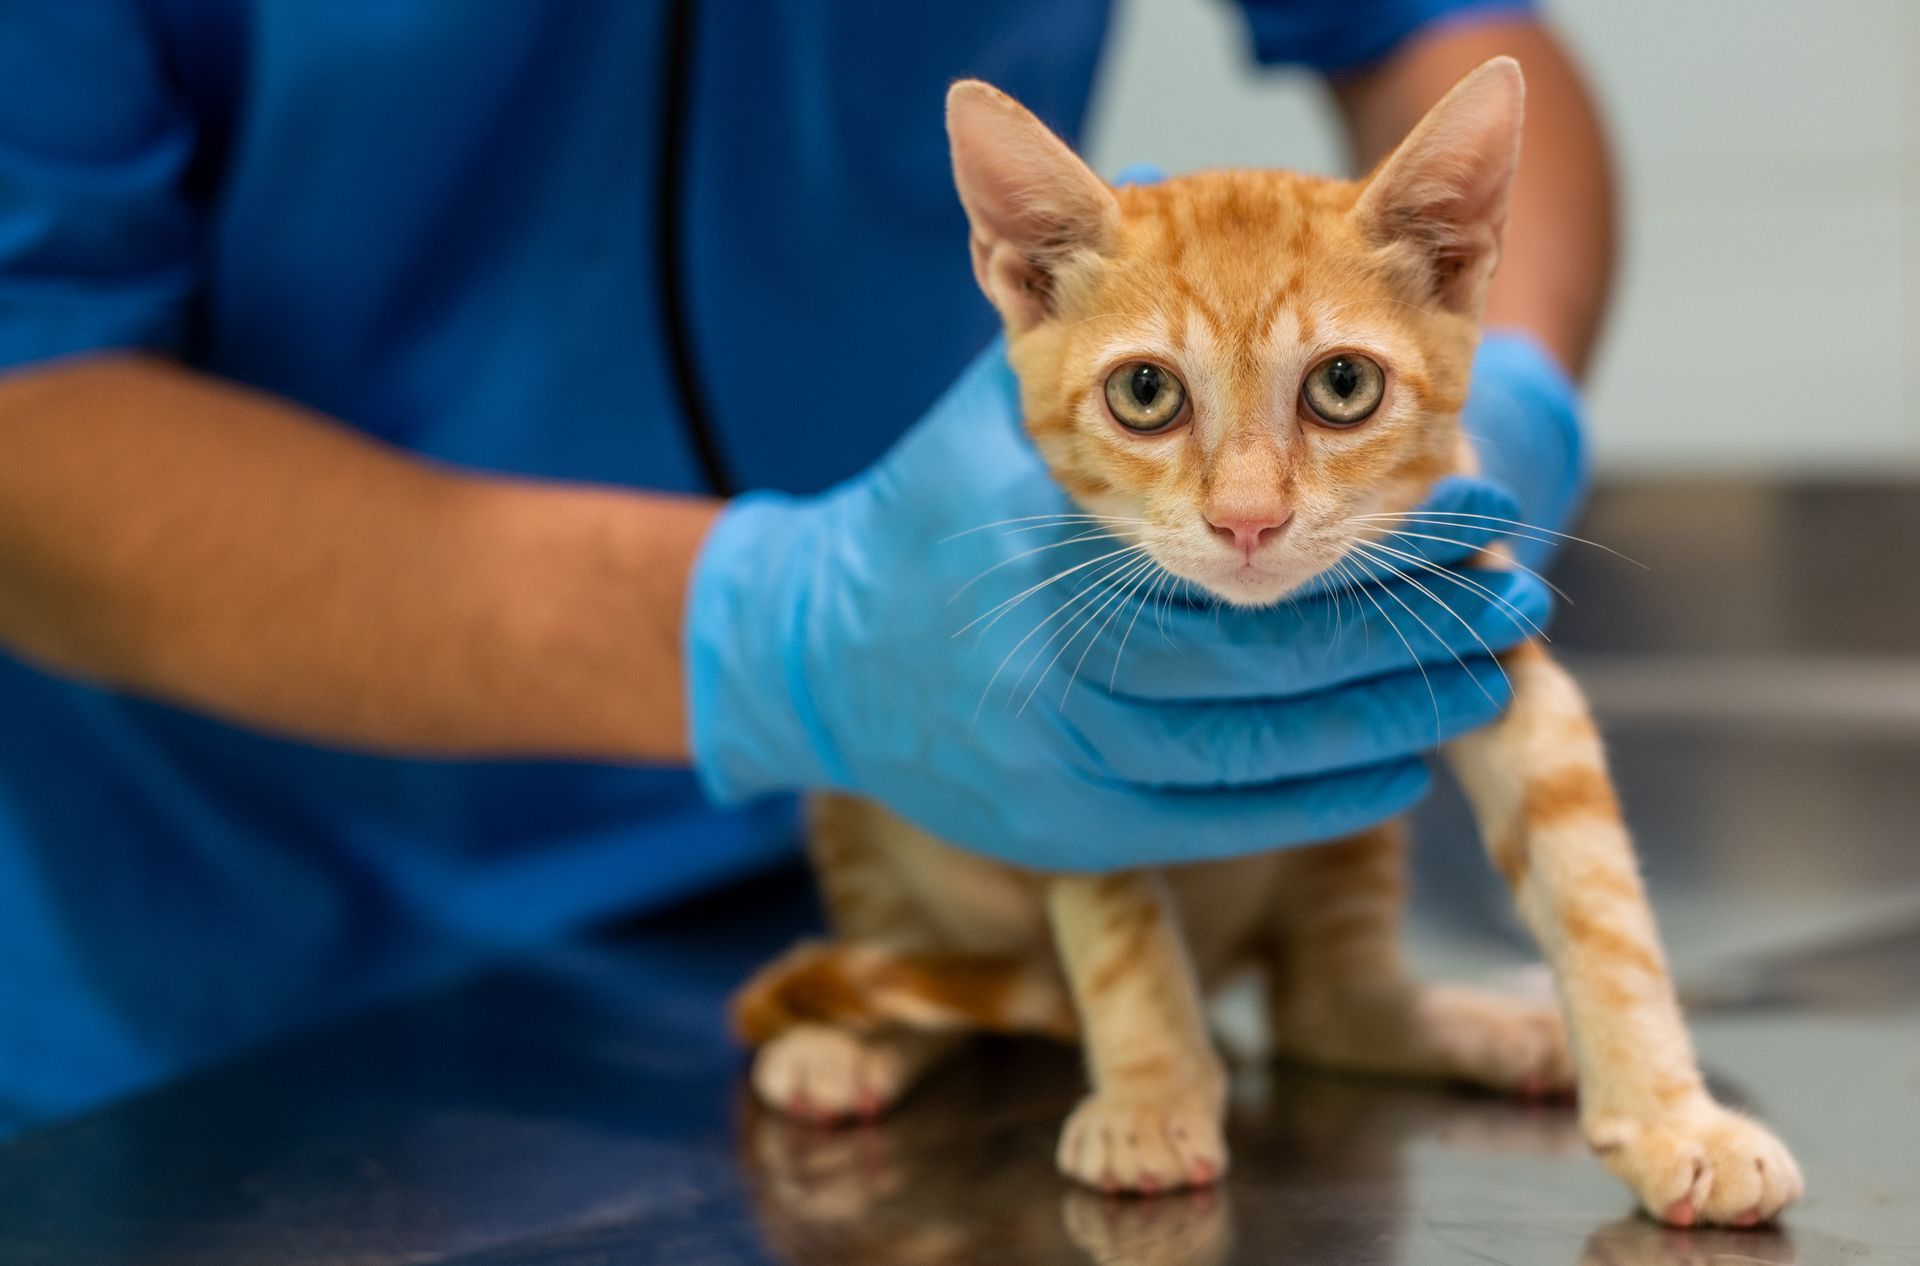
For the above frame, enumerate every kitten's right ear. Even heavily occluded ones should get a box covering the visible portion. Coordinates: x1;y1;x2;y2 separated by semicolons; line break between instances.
1351;57;1525;318
947;80;1120;331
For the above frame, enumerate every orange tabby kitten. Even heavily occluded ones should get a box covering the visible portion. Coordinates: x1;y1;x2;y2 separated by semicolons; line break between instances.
733;59;1802;1227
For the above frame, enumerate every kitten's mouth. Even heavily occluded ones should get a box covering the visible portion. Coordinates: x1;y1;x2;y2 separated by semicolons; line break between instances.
1133;531;1335;608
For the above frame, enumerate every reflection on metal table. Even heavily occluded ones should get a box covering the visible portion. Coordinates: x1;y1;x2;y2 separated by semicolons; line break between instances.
4;482;1918;1266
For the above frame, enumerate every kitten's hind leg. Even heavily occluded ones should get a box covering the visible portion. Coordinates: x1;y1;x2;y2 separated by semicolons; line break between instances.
733;939;1074;1121
1264;822;1575;1096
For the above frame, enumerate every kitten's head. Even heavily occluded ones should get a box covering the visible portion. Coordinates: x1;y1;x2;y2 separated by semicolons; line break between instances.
947;59;1524;606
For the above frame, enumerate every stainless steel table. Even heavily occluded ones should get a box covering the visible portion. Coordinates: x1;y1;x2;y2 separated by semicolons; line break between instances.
5;482;1917;1265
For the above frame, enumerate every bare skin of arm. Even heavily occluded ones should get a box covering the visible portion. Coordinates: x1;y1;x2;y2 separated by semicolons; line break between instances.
0;354;717;761
1334;18;1616;378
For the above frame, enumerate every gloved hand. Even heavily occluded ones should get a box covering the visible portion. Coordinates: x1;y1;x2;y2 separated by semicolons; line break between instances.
685;344;1557;871
1459;330;1589;570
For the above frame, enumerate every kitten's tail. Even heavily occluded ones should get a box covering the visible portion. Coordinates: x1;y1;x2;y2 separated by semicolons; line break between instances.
731;939;1077;1045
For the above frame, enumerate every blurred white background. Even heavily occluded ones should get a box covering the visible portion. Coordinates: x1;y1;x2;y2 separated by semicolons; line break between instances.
1084;0;1919;474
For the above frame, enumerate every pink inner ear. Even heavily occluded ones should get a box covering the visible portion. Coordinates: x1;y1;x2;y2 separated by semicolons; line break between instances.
948;83;1119;329
1355;59;1524;314
951;125;1115;261
971;234;1052;330
953;130;1072;248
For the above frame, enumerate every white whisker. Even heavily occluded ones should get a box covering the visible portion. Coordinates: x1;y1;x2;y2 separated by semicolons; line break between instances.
953;542;1147;638
1358;526;1572;604
1350;512;1646;568
1111;565;1168;690
1345;538;1509;705
1011;556;1158;719
1347;564;1441;742
948;525;1126;605
1065;558;1160;706
1320;554;1354;657
1348;515;1597;562
942;512;1145;543
1332;558;1372;655
972;551;1152;726
1347;535;1551;642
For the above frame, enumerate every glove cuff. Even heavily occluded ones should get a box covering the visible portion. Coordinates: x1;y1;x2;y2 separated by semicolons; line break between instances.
684;492;845;802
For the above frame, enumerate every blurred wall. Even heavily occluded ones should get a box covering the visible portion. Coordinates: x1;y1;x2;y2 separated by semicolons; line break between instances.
1083;1;1920;475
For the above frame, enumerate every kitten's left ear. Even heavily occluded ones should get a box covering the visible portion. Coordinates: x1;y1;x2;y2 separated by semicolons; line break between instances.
948;79;1121;332
1352;56;1525;317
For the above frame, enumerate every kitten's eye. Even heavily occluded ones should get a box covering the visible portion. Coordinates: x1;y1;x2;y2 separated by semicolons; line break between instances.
1302;354;1385;426
1103;362;1187;433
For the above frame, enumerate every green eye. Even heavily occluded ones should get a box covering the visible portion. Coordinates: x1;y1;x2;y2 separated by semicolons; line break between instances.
1303;354;1385;426
1103;362;1187;433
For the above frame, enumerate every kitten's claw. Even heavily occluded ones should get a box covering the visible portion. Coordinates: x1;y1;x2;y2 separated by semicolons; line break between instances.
1586;1098;1802;1226
1057;1092;1227;1193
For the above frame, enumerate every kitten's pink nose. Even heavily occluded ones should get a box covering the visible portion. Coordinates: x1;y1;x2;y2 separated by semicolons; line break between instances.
1206;509;1293;561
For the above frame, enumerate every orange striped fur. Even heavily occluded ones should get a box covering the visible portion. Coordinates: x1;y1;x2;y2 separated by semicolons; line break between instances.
734;60;1800;1224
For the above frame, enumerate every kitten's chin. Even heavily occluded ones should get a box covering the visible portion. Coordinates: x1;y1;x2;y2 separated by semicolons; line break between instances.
1188;560;1323;609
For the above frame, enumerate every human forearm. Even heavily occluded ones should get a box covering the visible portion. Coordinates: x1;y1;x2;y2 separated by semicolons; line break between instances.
0;354;717;760
1333;19;1616;378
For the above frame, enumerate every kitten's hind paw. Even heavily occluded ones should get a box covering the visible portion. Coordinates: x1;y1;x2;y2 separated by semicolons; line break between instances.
1275;980;1575;1098
751;1025;948;1123
1056;1091;1227;1194
1586;1098;1803;1227
1416;983;1577;1098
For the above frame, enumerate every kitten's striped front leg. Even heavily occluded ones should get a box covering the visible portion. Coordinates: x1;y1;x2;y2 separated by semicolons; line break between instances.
1048;872;1227;1193
1446;642;1803;1226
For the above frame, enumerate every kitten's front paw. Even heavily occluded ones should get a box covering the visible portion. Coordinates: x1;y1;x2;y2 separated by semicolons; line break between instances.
1586;1098;1803;1227
1056;1091;1227;1193
752;1025;914;1123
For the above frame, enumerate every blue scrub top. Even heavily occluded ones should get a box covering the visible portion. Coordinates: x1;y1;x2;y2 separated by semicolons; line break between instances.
0;0;1529;1132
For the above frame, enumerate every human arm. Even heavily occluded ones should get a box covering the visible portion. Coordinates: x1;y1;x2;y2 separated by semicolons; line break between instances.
1331;15;1615;378
0;354;717;760
0;3;724;760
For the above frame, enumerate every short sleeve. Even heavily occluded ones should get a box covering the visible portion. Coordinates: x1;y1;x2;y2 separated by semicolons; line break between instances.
1233;0;1537;75
0;0;200;372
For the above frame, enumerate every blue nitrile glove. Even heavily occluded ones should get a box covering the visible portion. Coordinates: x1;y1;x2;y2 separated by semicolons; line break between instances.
1460;330;1589;570
684;344;1553;872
